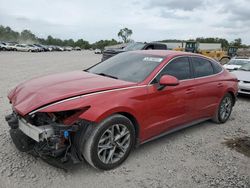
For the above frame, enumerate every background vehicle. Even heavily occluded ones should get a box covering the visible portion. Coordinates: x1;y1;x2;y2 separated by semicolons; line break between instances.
223;57;250;71
64;46;73;51
0;42;7;50
232;63;250;95
5;51;238;170
13;44;39;52
34;44;50;52
101;42;168;61
94;49;102;54
4;42;17;51
73;46;81;51
26;44;42;52
174;41;237;64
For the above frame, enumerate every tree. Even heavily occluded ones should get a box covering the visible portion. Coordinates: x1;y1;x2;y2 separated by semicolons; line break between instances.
75;39;91;49
19;29;37;43
231;38;242;48
91;39;120;50
118;28;133;43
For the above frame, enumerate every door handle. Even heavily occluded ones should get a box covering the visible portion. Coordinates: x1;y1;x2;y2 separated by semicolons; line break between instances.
217;83;223;88
185;88;195;94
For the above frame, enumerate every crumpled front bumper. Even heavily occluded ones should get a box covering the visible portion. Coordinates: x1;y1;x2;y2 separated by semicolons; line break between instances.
6;113;54;142
5;112;84;164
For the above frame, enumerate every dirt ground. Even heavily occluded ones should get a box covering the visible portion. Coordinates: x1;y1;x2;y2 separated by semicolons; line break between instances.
0;51;249;188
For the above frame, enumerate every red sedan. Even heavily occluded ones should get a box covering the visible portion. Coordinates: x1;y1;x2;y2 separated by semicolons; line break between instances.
6;50;238;170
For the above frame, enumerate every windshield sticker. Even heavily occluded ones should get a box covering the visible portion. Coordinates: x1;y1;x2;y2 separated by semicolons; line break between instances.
143;57;163;62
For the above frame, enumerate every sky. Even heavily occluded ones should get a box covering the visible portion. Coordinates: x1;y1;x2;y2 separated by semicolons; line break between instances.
0;0;249;44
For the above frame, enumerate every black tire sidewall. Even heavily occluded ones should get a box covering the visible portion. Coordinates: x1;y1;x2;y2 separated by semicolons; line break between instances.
90;115;135;170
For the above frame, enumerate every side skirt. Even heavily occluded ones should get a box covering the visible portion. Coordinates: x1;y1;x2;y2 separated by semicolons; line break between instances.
139;117;211;146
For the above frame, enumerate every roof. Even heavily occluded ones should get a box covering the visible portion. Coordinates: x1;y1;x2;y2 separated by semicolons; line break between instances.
131;50;201;57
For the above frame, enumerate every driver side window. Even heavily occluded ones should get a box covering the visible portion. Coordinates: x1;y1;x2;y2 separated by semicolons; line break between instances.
152;57;191;83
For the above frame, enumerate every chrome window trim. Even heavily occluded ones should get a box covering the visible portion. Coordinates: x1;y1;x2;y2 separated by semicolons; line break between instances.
148;55;224;85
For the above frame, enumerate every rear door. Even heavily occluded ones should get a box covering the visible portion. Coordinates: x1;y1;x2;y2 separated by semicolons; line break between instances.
191;56;224;118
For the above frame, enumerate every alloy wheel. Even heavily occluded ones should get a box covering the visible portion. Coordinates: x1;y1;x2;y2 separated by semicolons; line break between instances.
97;124;131;164
219;96;232;121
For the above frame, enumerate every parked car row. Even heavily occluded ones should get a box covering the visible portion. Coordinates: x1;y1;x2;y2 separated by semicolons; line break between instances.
0;41;81;52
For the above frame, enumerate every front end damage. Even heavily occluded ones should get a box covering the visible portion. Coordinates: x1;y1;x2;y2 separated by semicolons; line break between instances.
5;110;90;165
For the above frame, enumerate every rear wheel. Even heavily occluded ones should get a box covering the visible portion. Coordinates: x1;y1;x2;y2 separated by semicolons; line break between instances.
213;93;233;123
81;114;135;170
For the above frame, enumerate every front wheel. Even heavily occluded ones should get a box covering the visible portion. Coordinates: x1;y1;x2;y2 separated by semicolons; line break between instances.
81;114;135;170
213;93;233;123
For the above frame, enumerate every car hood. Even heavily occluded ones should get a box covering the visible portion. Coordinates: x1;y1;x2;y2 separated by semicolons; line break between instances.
8;70;135;115
231;70;250;82
223;64;242;70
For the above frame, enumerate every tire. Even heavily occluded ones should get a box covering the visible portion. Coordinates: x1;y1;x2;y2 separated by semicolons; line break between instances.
220;57;230;65
81;114;135;170
212;93;233;123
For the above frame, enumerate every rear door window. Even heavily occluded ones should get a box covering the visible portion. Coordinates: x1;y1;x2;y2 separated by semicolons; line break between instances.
192;57;214;78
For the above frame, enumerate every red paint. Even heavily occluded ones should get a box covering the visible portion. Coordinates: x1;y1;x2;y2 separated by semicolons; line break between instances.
8;50;238;143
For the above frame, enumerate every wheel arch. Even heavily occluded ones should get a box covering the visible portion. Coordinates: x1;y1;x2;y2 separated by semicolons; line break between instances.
227;90;236;106
117;112;140;146
79;106;141;140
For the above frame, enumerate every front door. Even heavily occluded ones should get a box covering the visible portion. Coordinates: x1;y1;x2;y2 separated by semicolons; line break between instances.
143;56;196;140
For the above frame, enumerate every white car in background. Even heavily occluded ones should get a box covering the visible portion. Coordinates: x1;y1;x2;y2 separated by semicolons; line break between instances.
223;57;250;71
13;44;39;52
232;63;250;95
94;48;102;54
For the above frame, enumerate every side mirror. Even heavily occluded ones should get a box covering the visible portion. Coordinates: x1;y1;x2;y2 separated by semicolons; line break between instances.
158;75;179;90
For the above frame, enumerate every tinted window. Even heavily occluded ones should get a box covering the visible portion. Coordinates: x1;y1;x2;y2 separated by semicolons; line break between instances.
123;43;145;51
211;61;223;73
154;44;167;50
88;52;165;83
154;57;191;83
192;57;214;77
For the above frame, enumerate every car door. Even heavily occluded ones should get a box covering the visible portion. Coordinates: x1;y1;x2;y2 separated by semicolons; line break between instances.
143;56;196;140
190;56;224;118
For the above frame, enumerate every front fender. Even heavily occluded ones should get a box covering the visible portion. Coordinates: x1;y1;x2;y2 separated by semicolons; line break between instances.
79;105;138;123
37;86;148;126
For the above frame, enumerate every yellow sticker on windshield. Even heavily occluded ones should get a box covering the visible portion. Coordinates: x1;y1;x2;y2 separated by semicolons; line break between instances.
143;57;163;62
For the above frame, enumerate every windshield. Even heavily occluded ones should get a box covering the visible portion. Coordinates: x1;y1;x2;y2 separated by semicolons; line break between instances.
228;59;250;65
87;52;165;82
123;42;145;51
239;63;250;71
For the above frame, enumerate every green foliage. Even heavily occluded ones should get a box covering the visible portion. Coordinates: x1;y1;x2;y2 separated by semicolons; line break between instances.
118;28;133;43
0;25;119;49
1;25;248;49
92;39;120;50
230;38;242;48
159;39;184;43
0;25;20;42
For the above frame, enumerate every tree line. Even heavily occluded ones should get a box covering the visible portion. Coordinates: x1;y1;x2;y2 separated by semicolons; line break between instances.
0;25;248;50
0;25;120;50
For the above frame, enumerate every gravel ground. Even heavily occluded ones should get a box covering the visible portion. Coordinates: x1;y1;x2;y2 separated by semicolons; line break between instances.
0;51;249;188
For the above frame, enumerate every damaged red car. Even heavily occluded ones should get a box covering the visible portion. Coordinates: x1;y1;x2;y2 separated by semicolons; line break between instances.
6;50;238;170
